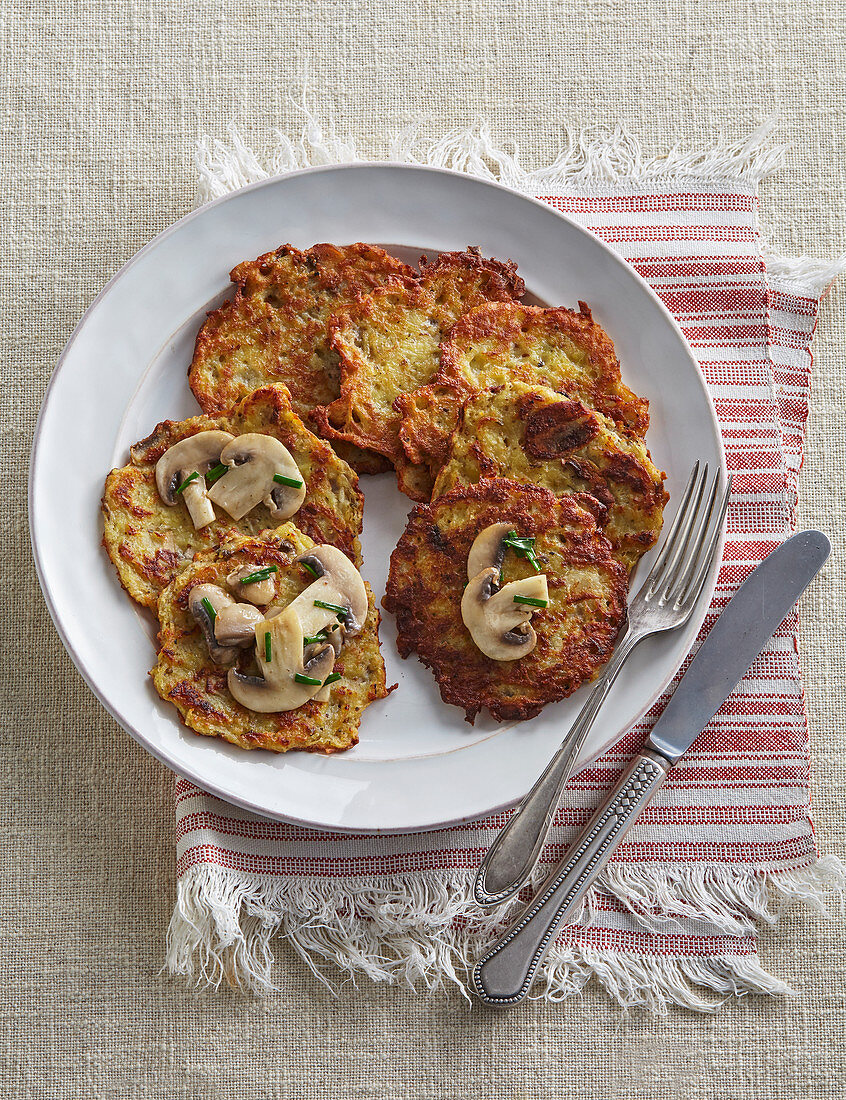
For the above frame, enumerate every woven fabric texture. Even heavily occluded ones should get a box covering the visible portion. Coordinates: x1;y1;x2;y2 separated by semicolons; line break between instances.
3;2;845;1098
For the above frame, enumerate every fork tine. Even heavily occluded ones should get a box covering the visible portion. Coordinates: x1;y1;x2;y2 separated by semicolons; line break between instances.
664;469;721;603
641;461;701;593
646;462;708;599
674;473;732;610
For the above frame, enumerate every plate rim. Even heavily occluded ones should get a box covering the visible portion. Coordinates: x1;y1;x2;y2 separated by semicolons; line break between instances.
29;161;727;834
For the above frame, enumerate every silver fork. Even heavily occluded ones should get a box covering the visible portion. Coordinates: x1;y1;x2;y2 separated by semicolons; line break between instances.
473;462;732;908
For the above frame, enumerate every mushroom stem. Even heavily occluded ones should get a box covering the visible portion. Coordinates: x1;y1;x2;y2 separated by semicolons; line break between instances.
181;478;215;529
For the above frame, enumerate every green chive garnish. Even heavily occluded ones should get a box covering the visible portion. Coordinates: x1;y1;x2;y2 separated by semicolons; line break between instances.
513;594;548;608
273;473;304;488
264;631;272;662
294;673;322;686
200;597;216;622
175;470;201;494
206;463;228;485
323;672;341;685
503;530;541;572
313;599;348;621
240;565;278;585
300;560;320;578
303;632;327;646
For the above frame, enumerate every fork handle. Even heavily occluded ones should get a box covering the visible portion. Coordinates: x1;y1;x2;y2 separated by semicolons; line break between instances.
471;749;671;1006
473;632;638;908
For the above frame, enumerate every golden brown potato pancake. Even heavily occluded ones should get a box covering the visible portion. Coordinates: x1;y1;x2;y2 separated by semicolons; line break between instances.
311;248;524;493
433;382;667;571
188;242;414;473
383;478;627;723
151;525;389;753
102;384;362;611
397;302;650;493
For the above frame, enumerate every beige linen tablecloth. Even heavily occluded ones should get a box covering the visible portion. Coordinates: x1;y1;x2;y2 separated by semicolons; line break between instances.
4;2;845;1097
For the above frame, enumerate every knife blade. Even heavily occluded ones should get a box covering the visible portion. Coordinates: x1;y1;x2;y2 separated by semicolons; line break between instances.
471;528;831;1006
648;528;831;764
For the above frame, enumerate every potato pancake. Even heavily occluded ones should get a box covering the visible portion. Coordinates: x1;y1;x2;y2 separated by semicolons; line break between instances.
188;242;414;473
433;382;667;571
102;384;362;610
398;302;650;486
311;248;524;494
383;478;627;723
151;525;389;753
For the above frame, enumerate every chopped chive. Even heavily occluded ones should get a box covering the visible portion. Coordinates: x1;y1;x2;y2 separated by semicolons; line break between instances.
300;560;320;579
200;597;217;622
303;632;327;646
240;565;278;584
206;462;228;485
503;530;541;572
175;470;201;495
294;672;322;686
323;672;341;686
273;473;304;488
264;631;272;662
313;599;348;621
513;594;548;608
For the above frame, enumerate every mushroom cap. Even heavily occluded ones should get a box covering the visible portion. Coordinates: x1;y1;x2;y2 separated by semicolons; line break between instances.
225;564;277;606
155;431;235;504
466;521;514;581
207;433;306;522
294;545;368;635
461;568;549;661
227;606;335;713
213;602;265;647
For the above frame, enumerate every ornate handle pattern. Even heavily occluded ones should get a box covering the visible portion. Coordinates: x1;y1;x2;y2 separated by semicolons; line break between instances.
471;749;670;1007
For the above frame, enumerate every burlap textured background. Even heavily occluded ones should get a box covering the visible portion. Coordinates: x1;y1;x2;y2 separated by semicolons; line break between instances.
2;2;844;1097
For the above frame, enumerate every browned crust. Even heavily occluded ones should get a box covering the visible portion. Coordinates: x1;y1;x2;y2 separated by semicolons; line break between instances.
151;526;390;754
383;478;628;723
431;383;667;571
416;246;524;301
311;248;525;478
101;384;363;610
397;301;650;481
188;242;413;473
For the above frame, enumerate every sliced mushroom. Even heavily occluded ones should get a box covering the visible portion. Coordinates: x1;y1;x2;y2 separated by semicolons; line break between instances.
188;584;241;666
461;569;549;661
213;602;265;647
227;607;335;713
466;522;514;581
207;434;306;521
155;431;234;530
285;545;369;639
226;564;277;606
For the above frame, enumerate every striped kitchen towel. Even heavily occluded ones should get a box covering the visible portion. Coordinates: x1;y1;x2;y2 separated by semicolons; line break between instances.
167;120;844;1011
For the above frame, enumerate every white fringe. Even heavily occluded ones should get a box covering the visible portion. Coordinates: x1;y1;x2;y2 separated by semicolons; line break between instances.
763;251;846;297
166;857;844;1010
195;112;787;206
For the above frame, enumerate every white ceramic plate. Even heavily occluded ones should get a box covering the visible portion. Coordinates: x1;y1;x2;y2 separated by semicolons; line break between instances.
30;164;725;834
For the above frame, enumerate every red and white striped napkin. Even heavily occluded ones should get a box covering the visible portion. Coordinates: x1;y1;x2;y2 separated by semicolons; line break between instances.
168;123;843;1010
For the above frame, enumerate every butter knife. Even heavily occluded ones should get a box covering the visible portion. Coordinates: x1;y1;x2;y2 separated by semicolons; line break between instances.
471;528;831;1006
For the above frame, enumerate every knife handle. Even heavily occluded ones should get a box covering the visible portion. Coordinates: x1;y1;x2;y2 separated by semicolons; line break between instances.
471;749;671;1006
